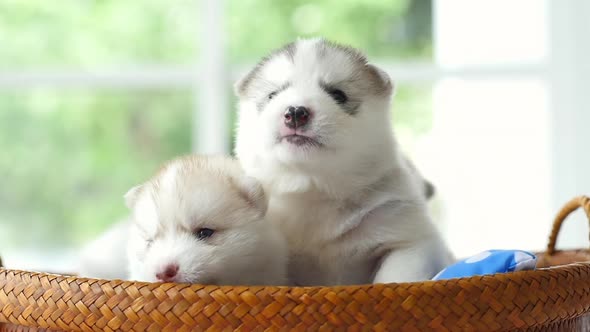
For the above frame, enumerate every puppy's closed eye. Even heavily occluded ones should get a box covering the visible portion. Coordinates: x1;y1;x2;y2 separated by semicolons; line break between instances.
265;83;290;102
326;88;348;104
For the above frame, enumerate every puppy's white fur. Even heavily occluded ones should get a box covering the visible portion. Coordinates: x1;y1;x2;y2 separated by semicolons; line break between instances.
125;155;287;285
235;38;454;285
77;219;130;279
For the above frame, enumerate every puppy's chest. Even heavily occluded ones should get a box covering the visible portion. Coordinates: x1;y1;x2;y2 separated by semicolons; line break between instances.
267;196;345;245
286;245;378;286
267;196;379;285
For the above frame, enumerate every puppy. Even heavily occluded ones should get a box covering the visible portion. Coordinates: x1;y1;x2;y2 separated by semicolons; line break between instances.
125;155;287;285
234;38;454;285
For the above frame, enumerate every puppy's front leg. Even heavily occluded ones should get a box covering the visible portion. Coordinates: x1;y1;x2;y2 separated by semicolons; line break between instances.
373;238;453;283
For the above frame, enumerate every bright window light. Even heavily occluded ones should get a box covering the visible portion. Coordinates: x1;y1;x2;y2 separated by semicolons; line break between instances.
435;0;547;67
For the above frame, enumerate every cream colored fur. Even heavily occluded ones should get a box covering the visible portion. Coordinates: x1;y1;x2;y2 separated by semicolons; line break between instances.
125;155;288;285
235;38;454;285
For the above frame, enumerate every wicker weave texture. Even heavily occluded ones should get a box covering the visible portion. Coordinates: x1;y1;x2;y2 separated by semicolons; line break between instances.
1;195;590;332
1;263;590;332
547;196;590;256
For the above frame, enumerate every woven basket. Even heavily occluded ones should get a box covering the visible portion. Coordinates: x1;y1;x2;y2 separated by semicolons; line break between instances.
1;196;590;332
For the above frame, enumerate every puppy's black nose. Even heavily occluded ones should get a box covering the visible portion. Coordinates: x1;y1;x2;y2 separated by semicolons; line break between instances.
284;106;310;129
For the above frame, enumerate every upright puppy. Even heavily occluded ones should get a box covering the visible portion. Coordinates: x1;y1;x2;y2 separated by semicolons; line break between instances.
125;155;287;285
235;38;454;285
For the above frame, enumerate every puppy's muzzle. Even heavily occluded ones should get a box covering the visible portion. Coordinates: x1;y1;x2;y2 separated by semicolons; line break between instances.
284;106;311;129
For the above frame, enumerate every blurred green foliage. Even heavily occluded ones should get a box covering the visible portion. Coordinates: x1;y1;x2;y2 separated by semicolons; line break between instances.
0;0;430;67
0;91;192;248
228;0;432;62
0;0;432;250
0;0;197;67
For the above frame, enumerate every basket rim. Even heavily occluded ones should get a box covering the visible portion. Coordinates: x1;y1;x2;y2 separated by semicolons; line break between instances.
2;261;590;331
1;259;588;288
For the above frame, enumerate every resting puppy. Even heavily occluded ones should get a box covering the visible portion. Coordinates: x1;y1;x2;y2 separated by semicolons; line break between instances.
124;155;287;285
235;38;454;285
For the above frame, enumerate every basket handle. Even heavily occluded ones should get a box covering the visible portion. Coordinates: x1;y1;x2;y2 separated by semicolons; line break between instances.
546;195;590;255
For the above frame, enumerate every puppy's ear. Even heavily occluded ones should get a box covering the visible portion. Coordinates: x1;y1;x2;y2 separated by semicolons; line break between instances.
234;73;248;97
402;155;436;200
424;180;436;200
124;185;144;209
234;68;257;99
235;176;268;216
367;64;394;96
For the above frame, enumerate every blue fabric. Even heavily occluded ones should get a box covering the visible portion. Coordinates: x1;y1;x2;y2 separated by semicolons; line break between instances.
432;250;537;280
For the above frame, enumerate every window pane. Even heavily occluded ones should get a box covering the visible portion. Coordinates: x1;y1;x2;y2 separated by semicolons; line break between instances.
228;0;433;62
422;79;551;257
435;0;547;67
0;90;192;259
0;1;197;68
